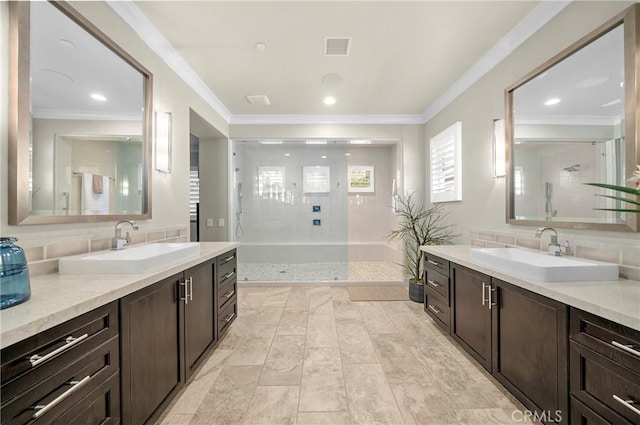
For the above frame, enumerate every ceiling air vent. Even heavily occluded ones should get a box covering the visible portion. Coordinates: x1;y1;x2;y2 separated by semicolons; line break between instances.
324;37;352;56
246;95;271;106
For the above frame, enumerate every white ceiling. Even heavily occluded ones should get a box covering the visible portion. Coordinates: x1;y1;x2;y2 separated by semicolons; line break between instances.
132;1;540;117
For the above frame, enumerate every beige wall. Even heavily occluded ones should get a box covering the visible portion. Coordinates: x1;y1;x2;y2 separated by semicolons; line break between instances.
0;1;228;243
423;0;638;244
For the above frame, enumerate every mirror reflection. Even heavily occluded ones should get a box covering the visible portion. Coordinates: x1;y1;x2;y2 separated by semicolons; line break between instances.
9;0;152;224
506;6;639;231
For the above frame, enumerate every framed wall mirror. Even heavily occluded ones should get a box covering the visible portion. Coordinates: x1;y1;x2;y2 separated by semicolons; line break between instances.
505;4;639;232
9;1;153;225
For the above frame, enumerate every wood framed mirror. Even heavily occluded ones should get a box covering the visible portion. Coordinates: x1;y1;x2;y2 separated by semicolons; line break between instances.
505;4;639;232
8;1;153;225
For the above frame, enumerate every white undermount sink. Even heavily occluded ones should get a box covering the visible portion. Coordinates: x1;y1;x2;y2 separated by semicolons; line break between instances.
58;243;201;275
469;248;619;282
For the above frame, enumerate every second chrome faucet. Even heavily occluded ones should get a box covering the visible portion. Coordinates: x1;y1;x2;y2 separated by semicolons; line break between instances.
535;227;570;256
112;220;139;250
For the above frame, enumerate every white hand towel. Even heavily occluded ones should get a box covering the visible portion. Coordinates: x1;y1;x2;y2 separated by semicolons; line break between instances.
81;173;110;215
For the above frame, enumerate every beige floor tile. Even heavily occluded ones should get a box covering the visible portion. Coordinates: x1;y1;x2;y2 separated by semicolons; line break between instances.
242;386;299;425
336;322;379;364
306;315;339;348
259;335;305;386
297;411;351;425
333;300;363;323
371;333;431;383
391;382;457;424
456;407;537;424
252;305;284;325
357;303;398;334
261;288;291;307
225;325;277;365
303;347;343;376
191;365;261;425
285;287;312;309
158;414;194;425
276;308;308;335
299;374;348;412
330;286;351;302
309;291;334;315
343;363;405;425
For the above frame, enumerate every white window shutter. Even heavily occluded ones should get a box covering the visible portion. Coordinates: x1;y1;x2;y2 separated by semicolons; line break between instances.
430;121;462;203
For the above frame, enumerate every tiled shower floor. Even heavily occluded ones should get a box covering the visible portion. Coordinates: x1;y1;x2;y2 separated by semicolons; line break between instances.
238;262;403;282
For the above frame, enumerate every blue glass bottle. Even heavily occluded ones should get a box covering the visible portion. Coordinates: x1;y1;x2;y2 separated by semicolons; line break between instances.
0;237;31;309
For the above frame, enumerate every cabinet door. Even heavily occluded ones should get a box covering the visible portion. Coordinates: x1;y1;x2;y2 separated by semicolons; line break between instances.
121;273;183;425
451;264;492;371
184;260;215;380
491;279;568;424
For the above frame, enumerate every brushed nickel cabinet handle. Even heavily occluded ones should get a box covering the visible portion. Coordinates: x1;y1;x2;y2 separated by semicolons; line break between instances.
179;280;188;305
221;254;235;264
488;286;496;310
427;280;440;288
189;276;193;301
427;259;440;267
481;282;487;306
613;395;640;416
428;305;441;314
32;375;90;418
612;341;640;358
224;312;236;323
29;334;89;367
224;290;235;299
222;271;235;280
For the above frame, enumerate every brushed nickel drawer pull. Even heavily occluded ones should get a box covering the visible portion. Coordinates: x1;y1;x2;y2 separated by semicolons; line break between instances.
488;286;496;310
179;280;188;305
481;282;487;306
612;341;640;358
222;271;235;280
221;254;235;264
613;395;640;416
428;305;441;314
224;312;236;323
224;290;235;299
29;334;89;367
32;375;90;418
427;280;440;288
188;276;194;301
427;259;440;267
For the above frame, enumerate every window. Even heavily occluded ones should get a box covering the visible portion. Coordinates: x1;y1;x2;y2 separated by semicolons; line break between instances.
430;121;462;203
189;169;199;221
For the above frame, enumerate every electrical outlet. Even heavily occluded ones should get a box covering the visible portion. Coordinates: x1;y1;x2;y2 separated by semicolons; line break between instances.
218;218;225;227
206;218;213;227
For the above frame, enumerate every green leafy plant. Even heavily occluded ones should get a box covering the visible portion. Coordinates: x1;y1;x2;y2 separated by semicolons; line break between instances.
585;165;640;214
387;193;459;283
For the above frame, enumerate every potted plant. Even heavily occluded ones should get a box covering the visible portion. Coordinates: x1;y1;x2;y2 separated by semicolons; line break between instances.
586;164;640;214
387;192;459;302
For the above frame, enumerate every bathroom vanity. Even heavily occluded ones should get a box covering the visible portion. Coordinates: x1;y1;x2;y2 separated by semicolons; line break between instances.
0;242;238;425
422;245;640;425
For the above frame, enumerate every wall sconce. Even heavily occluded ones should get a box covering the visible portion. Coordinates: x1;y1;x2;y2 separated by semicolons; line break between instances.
155;111;172;173
493;118;506;177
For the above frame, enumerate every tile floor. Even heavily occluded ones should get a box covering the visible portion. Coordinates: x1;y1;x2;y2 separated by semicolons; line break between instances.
157;285;535;425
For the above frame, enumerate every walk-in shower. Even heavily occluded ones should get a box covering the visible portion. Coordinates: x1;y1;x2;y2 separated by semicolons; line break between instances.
231;139;403;283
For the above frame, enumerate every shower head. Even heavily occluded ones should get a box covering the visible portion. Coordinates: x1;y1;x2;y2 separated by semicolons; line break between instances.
563;164;580;172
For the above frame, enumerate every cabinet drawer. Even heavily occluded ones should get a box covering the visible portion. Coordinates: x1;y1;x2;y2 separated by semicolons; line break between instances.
218;250;237;283
571;395;628;425
1;336;119;424
424;288;450;332
424;253;449;277
218;298;237;337
218;278;237;312
570;341;640;425
52;371;120;425
570;308;640;374
1;302;118;400
425;269;449;302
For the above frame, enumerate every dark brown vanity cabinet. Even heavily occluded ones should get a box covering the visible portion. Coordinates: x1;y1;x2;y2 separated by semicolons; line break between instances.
451;263;492;371
0;302;120;425
491;279;568;425
569;309;640;425
448;263;568;424
216;250;237;337
423;253;451;332
120;273;183;425
184;260;216;380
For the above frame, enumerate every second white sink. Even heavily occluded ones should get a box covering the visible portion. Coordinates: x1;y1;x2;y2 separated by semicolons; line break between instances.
59;243;201;275
469;248;619;282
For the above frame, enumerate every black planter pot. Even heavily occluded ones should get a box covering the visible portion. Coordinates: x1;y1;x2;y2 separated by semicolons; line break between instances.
408;280;424;303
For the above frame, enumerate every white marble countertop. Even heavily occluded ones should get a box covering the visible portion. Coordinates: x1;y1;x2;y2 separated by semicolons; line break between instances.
421;245;640;331
0;242;239;349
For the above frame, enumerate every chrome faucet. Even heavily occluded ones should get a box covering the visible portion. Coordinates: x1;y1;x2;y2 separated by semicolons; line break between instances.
535;227;561;256
112;220;139;250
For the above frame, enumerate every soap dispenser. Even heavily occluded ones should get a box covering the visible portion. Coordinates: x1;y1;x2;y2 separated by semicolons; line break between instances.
0;237;31;309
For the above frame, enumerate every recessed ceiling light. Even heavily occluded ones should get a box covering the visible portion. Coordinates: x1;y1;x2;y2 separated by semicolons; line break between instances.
323;96;336;106
345;153;351;156
260;140;282;145
621;81;625;88
90;93;107;102
306;140;327;145
284;153;290;157
544;98;560;106
350;140;371;144
255;42;267;52
601;99;622;107
321;155;327;159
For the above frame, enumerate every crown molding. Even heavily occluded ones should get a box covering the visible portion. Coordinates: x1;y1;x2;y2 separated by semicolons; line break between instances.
109;0;571;127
